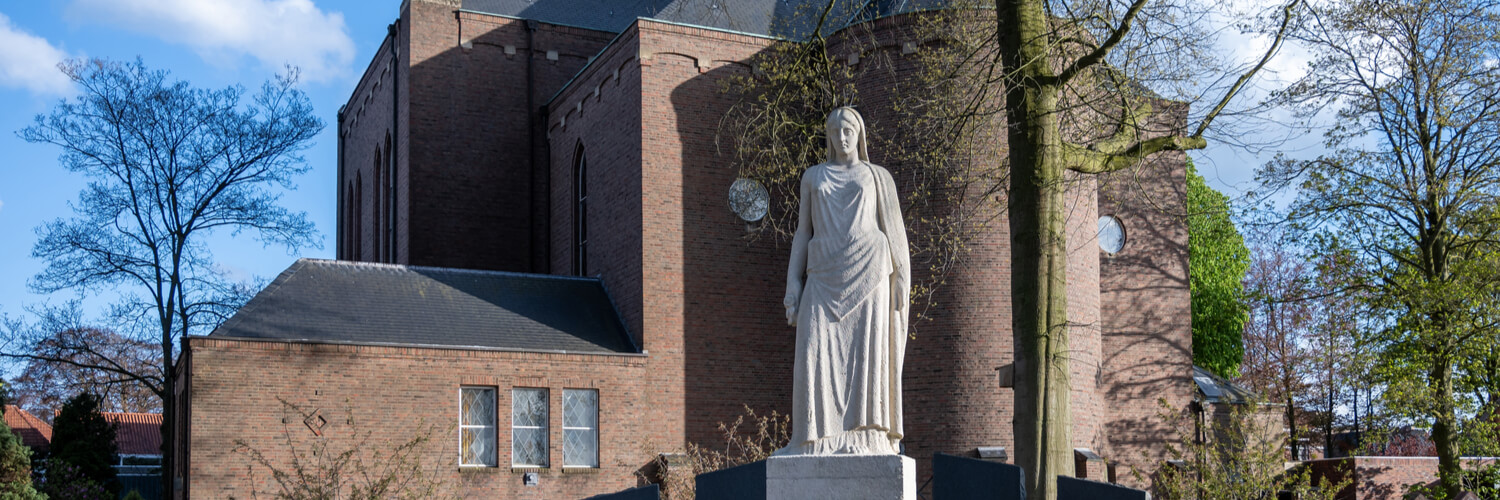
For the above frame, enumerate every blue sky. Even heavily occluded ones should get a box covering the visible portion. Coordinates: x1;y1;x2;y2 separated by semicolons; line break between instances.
0;1;1301;330
0;1;397;322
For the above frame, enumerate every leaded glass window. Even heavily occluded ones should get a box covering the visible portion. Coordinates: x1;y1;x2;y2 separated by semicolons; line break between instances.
563;389;599;467
460;387;497;467
512;388;550;467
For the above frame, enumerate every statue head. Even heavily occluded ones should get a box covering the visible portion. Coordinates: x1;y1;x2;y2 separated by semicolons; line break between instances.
825;106;869;163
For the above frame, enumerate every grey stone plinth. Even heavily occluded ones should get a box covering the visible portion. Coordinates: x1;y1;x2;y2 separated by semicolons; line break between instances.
765;454;916;500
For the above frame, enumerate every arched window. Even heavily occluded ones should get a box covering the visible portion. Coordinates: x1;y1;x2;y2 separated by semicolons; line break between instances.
573;144;588;276
354;172;363;260
385;134;395;262
344;181;355;259
374;148;384;262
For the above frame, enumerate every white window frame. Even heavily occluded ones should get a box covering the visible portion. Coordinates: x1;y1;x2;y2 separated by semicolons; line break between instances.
459;386;498;467
512;387;550;468
562;388;599;468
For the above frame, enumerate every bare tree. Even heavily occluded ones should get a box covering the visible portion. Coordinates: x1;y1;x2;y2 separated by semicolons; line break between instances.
9;326;161;417
6;58;321;496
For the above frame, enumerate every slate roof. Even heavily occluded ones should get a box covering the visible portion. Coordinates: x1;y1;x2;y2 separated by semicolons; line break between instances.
1193;365;1259;405
3;405;51;453
102;412;162;456
461;0;944;38
208;259;638;355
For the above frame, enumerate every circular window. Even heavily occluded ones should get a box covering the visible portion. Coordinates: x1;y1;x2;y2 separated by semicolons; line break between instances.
728;178;770;222
1097;215;1126;254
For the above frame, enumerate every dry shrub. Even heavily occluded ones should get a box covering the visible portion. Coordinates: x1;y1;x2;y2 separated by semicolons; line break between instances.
640;406;791;500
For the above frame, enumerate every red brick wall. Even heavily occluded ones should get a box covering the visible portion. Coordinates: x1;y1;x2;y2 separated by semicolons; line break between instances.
183;337;664;498
329;4;1190;492
404;2;615;272
635;21;795;450
338;28;398;264
1097;111;1193;484
547;24;645;345
1308;457;1500;500
338;0;618;271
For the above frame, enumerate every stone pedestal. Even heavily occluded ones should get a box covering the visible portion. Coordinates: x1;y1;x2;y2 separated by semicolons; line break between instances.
766;455;916;500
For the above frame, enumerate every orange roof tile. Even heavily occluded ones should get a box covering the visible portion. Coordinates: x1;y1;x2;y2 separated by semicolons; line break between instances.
102;412;162;456
3;405;52;452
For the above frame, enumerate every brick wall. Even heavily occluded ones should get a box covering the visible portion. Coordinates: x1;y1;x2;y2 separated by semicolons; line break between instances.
1097;106;1193;484
338;27;398;264
404;2;616;272
339;0;618;272
182;337;663;498
1308;457;1500;500
328;4;1191;493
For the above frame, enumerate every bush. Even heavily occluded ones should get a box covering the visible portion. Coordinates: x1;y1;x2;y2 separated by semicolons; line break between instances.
0;406;44;500
1145;398;1347;500
49;393;117;496
640;406;790;500
38;460;108;500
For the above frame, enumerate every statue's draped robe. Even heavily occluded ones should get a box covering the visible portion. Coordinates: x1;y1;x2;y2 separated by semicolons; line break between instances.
779;161;909;456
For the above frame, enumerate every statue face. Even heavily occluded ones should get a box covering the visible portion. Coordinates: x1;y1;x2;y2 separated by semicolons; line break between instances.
830;115;860;161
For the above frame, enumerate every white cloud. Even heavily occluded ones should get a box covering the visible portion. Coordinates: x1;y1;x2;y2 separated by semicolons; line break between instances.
67;0;355;82
0;12;75;96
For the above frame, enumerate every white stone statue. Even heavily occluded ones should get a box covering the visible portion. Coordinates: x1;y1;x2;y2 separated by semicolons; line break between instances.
777;106;910;457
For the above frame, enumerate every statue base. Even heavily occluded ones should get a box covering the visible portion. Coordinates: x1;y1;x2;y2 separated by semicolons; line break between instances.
695;454;916;500
768;454;915;500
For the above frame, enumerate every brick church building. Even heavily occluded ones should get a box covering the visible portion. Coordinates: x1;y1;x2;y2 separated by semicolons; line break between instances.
173;0;1193;497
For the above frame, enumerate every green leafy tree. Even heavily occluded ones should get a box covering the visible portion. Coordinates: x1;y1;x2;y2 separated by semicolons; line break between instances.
1187;159;1250;378
1259;0;1500;496
0;383;45;500
48;393;117;497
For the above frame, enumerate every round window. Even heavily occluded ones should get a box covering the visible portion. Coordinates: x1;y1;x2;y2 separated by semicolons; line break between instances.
1097;215;1125;254
728;178;770;222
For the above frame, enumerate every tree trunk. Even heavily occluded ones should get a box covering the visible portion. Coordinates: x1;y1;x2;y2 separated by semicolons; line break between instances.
1001;1;1074;496
1431;357;1460;499
1287;396;1298;460
161;349;176;498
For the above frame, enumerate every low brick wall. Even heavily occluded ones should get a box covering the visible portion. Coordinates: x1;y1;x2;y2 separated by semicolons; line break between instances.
1306;457;1499;500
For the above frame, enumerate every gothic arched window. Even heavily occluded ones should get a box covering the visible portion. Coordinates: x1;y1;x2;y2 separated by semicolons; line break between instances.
573;144;588;276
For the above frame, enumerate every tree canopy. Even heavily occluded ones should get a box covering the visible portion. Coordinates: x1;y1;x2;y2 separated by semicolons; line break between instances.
1187;159;1250;379
8;57;323;496
1260;0;1500;494
49;393;118;497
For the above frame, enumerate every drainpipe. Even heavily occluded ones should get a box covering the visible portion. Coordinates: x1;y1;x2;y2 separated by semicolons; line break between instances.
389;21;401;263
337;106;346;260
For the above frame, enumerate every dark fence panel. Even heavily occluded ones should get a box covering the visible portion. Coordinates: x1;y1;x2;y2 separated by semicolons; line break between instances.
932;453;1025;500
118;475;164;499
695;460;768;500
585;483;661;500
1056;475;1150;500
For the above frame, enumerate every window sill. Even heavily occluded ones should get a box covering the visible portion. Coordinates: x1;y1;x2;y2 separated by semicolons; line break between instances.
511;466;551;474
562;467;600;474
459;466;501;474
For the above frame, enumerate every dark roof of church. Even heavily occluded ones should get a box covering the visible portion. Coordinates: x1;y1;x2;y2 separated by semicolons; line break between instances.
208;259;638;354
461;0;944;38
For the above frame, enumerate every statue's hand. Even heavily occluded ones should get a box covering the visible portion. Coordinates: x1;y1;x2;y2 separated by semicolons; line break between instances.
783;287;801;326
